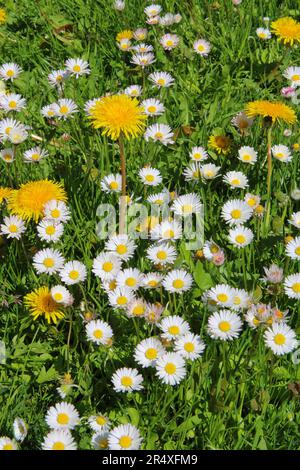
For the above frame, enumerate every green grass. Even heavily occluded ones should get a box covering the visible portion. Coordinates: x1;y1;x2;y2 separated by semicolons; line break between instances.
0;0;300;450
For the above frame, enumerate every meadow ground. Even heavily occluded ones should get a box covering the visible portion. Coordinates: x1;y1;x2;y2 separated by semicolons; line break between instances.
0;0;300;451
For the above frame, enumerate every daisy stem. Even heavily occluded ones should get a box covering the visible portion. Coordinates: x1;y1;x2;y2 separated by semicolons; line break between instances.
118;133;126;234
265;125;273;235
66;311;73;372
242;249;247;288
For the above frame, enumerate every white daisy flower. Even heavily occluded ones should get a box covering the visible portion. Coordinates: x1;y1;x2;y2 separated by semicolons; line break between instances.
148;71;174;88
264;324;298;355
141;98;165;116
145;302;163;323
118;38;132;51
238;146;257;164
174;333;206;360
132;43;153;54
60;260;87;285
228;225;254;248
284;273;300;299
207;284;235;307
41;104;57;118
271;144;292;163
231;288;250;310
0;436;18;450
33;248;65;275
108;424;142;450
200;163;221;180
283;66;300;87
43;200;71;223
189;146;208;162
159;315;190;341
223;171;249;189
145;4;162;17
155;352;187;386
208;310;243;341
112;367;143;393
286;236;300;260
160;33;179;50
183;162;201;182
256;27;271;39
159;13;178;26
124;85;143;97
9;127;28;144
105;234;137;261
47;69;67;88
147;189;170;206
221;199;253;225
203;239;221;260
162;269;193;294
139;166;162;186
91;431;109;450
134;337;165;368
193;39;211;56
65;58;90;77
101;173;122;193
108;286;135;309
53;99;78;119
131;52;156;67
0;93;26;112
86;319;113;346
232;112;253;131
41;429;77;450
51;285;73;305
92;252;122;281
37;219;64;242
133;28;147;41
0;63;22;81
144;123;174;145
84;97;102;115
244;193;260;209
1;215;26;240
289;211;300;229
88;414;111;433
142;272;164;289
0;117;27;140
116;268;143;290
150;219;182;242
23;146;48;163
171;193;202;216
146;243;177;266
0;148;14;163
126;298;147;318
45;402;80;430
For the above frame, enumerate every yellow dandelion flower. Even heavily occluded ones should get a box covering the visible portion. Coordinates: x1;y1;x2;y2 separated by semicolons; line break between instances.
208;134;231;155
116;30;133;42
89;94;147;140
245;100;297;125
8;180;67;222
24;286;64;324
0;187;12;204
0;8;6;24
271;17;300;46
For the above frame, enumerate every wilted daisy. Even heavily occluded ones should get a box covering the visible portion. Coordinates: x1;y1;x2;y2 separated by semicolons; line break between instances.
108;286;135;309
162;270;193;293
183;162;202;181
151;219;182;242
13;418;28;443
112;367;143;393
45;402;80;430
0;93;26;112
116;268;143;290
231;288;250;310
289;211;300;229
37;219;64;242
88;414;111;433
244;193;260;209
221;199;253;225
155;352;186;386
126;298;147;318
174;333;205;360
286;236;300;260
114;0;125;11
65;58;90;77
23;146;49;163
92;252;122;281
0;148;14;163
144;123;174;145
145;302;163;323
33;248;65;275
53;99;78;119
139;166;162;186
124;85;143;97
171;193;202;216
147;243;177;266
41;104;57;118
118;38;132;51
231;112;253;132
284;273;300;299
0;62;22;81
105;233;136;260
160;13;181;25
264;324;298;356
228;225;254;248
271;144;292;162
142;272;164;289
223;171;249;189
193;39;211;56
58;262;86;288
91;431;109;450
189;146;208;162
160;33;179;50
283;66;300;87
203;240;222;260
108;424;142;450
134;28;147;40
0;437;18;450
238;146;257;164
42;429;77;450
208;310;243;341
256;27;271;39
43;200;71;223
134;337;165;368
263;264;284;284
86;319;113;346
131;52;156;67
50;285;73;305
145;4;162;17
0;215;26;239
207;284;234;308
149;71;174;88
48;69;67;88
141;98;165;116
201;163;221;180
9;126;28;144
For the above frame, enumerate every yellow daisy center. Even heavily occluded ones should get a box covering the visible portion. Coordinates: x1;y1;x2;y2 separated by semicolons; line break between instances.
126;277;136;287
168;325;180;335
103;261;113;272
231;178;241;186
292;74;300;81
219;321;231;332
9;100;17;108
164;363;176;375
73;65;81;72
292;283;300;293
157;78;165;86
182;204;193;214
117;296;127;305
121;376;133;387
172;279;184;289
52;441;65;450
184;342;195;353
43;258;55;268
46;226;56;235
116;244;127;254
242;154;251;161
119;436;132;449
51;209;60;218
148;280;158;287
60;105;69;114
53;293;63;301
163;229;174;238
6;70;14;77
69;270;79;280
166;40;174;47
8;224;18;233
217;293;228;302
96;416;106;426
145;174;155;182
3;443;13;450
295;247;300;255
145;348;158;360
148;105;156;113
57;413;69;425
94;329;103;339
231;209;241;219
31;153;40;161
157;250;167;260
132;305;145;316
273;333;286;345
235;234;246;244
247;198;256;207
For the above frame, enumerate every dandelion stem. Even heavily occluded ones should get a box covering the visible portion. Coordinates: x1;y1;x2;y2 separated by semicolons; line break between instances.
118;133;126;234
265;125;273;234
